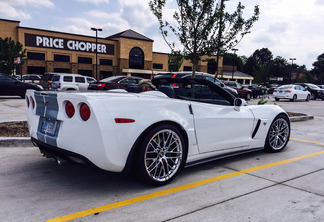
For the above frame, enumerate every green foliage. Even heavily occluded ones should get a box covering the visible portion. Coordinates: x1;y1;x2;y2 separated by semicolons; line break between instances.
257;97;268;105
149;0;259;77
311;53;324;82
0;37;26;75
168;50;184;72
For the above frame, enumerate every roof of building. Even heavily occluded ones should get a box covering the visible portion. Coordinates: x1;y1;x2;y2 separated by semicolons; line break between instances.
223;71;253;78
106;29;154;42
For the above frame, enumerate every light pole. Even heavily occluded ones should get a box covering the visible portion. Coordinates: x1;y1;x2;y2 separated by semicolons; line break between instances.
231;48;238;80
289;58;296;83
91;27;102;80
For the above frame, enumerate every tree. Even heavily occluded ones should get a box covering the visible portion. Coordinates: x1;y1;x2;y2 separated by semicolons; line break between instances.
243;48;273;84
222;52;244;71
311;53;324;83
168;50;184;72
149;0;259;77
0;37;26;75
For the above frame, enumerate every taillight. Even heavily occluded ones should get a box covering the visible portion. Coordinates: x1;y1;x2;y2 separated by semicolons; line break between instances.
285;90;291;93
65;101;75;118
273;89;277;92
97;83;106;88
31;97;35;109
26;97;30;108
172;73;178;78
80;103;91;121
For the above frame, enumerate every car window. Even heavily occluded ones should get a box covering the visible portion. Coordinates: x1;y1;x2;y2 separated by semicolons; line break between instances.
63;76;73;82
86;77;95;83
75;77;85;83
120;78;137;84
52;75;60;81
0;75;16;82
174;83;230;105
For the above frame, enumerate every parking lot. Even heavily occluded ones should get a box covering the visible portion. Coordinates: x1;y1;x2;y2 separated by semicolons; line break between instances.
1;96;324;222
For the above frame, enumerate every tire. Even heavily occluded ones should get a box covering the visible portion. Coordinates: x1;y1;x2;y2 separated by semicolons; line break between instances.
246;93;251;101
134;124;186;186
264;114;290;153
306;95;310;101
275;98;279;101
290;94;297;102
310;93;316;100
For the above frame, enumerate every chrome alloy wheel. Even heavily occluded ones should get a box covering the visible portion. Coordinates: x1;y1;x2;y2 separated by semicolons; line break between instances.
144;129;183;182
268;118;289;150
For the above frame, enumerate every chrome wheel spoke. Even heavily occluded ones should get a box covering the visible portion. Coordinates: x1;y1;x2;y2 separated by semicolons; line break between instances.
145;129;183;182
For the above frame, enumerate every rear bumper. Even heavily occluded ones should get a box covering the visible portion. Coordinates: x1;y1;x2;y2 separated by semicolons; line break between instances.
31;137;97;167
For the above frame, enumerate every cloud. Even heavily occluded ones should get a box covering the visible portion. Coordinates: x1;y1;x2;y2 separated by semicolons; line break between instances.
0;2;31;19
75;0;109;5
0;0;54;8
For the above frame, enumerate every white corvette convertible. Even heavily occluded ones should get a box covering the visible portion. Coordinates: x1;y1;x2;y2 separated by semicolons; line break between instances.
26;77;290;185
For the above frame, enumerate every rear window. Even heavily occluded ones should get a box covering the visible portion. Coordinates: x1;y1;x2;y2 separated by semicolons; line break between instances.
63;76;73;82
52;75;60;81
75;77;85;83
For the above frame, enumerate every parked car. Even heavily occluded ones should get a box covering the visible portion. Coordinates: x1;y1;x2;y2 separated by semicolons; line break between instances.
88;76;143;90
295;83;324;100
273;84;311;102
224;81;252;100
0;73;43;98
242;84;262;98
26;77;290;185
21;74;41;84
154;72;238;97
40;73;60;90
318;85;324;89
51;74;96;91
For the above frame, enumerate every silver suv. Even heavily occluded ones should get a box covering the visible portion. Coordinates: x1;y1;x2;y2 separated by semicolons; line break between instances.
51;74;96;91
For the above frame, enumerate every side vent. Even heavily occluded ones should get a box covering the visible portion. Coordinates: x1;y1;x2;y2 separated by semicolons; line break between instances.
252;119;261;138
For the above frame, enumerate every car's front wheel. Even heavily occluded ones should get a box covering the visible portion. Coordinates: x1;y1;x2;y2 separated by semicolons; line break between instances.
134;124;186;186
264;115;290;153
275;98;280;101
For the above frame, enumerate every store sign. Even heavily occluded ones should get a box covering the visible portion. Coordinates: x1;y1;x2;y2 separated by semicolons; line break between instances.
25;33;114;55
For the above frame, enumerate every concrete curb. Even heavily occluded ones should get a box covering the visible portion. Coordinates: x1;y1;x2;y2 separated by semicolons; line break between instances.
0;137;33;147
289;114;314;122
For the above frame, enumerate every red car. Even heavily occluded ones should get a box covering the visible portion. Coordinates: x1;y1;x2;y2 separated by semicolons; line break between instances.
88;76;143;90
224;81;252;100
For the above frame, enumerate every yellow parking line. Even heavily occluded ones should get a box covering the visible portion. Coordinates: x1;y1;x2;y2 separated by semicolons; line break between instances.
47;139;324;222
0;113;25;116
291;137;324;145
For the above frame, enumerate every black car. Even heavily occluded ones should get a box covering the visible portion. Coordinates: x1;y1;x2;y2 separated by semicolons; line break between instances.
243;84;262;98
0;73;43;98
295;83;324;100
88;76;143;90
154;72;238;97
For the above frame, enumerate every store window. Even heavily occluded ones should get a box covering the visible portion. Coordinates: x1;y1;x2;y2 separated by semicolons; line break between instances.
78;57;92;64
54;68;70;73
100;59;113;66
54;54;70;62
27;52;45;60
100;71;112;79
183;66;192;71
129;47;144;69
153;63;163;69
207;60;218;74
78;69;93;77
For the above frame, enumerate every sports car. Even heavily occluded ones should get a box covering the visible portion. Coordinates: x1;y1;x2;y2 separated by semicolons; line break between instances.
26;77;290;186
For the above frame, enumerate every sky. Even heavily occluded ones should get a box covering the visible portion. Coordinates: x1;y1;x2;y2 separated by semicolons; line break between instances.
1;0;324;70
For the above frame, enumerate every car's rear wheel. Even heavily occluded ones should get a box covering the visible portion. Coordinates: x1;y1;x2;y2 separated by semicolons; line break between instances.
306;95;310;101
246;93;251;101
134;124;186;186
290;94;297;102
275;98;280;101
264;115;290;153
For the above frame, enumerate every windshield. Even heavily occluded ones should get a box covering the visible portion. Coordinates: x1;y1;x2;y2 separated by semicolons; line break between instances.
307;84;320;89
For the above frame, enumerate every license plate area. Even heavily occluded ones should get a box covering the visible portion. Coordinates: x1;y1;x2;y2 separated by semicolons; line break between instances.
40;118;58;136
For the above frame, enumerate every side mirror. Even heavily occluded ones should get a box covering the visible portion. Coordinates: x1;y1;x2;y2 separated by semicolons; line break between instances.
234;98;243;111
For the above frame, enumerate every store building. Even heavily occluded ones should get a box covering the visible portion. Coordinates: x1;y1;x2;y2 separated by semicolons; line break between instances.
1;18;254;83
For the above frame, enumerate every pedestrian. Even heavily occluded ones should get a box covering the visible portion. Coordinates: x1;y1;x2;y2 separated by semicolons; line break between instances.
138;79;156;92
